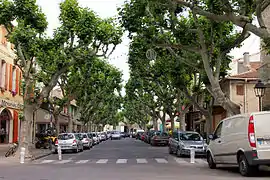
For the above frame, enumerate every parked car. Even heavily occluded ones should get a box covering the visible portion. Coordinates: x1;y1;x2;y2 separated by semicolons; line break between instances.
206;112;270;177
89;132;99;145
77;133;93;149
168;131;206;156
111;131;121;140
55;133;84;153
150;131;170;146
100;132;107;141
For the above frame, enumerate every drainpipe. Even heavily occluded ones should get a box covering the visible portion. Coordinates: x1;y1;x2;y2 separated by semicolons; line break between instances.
244;78;248;113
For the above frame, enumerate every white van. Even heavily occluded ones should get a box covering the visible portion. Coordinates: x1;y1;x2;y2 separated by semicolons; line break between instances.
207;111;270;176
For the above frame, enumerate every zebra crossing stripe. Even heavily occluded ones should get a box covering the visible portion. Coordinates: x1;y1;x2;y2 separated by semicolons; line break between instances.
196;159;207;164
96;159;108;164
155;158;168;163
116;159;127;164
75;160;89;164
40;160;55;164
136;158;147;163
54;160;72;164
174;158;189;164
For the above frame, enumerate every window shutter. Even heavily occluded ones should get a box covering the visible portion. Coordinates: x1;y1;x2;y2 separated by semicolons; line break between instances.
9;64;13;91
19;71;23;95
16;68;19;94
5;63;8;90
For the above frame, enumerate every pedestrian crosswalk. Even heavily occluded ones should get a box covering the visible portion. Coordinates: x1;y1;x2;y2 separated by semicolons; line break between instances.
34;157;208;166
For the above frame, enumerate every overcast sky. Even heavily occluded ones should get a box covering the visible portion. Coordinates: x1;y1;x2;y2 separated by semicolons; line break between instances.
36;0;261;84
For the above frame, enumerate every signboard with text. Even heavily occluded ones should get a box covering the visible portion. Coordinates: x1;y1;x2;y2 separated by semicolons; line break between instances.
0;99;23;110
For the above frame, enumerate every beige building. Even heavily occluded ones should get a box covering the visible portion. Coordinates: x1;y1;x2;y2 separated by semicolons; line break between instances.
213;53;262;129
0;25;23;144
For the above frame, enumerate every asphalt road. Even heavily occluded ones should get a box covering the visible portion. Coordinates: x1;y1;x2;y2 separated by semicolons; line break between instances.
0;138;269;180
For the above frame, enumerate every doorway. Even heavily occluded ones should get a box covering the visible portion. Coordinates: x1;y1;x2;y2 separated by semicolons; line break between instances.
0;108;11;143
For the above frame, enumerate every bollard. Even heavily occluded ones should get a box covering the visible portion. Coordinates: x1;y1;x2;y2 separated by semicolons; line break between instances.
20;147;25;164
190;148;195;164
57;145;62;161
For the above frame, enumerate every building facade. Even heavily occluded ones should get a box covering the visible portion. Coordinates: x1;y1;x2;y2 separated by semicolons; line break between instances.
0;25;23;144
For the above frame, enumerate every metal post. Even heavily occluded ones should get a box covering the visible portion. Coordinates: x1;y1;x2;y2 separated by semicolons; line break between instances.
20;147;25;164
57;145;62;161
190;148;195;164
259;96;262;112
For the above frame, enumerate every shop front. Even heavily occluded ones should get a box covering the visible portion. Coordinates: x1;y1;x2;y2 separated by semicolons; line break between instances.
0;98;23;143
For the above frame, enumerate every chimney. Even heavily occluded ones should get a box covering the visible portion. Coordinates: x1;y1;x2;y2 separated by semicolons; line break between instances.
243;52;250;66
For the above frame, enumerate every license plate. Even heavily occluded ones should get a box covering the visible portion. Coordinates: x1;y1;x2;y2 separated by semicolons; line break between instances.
258;140;270;145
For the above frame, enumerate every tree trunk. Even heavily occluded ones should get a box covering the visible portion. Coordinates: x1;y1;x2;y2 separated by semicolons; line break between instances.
53;113;60;136
67;103;73;133
211;81;241;116
152;116;158;130
179;112;186;131
17;103;35;158
161;112;166;132
169;114;175;131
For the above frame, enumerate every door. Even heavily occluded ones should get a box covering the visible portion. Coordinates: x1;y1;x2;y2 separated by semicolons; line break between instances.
254;112;270;159
170;132;179;152
209;121;224;163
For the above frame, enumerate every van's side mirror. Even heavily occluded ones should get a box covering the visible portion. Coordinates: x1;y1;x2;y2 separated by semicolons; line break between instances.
208;134;214;140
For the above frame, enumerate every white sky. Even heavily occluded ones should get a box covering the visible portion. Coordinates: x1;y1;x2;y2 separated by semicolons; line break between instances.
36;0;260;85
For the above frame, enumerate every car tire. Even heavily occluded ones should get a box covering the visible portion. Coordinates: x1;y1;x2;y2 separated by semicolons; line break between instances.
238;154;258;177
74;146;79;153
168;146;174;154
176;148;182;157
207;152;216;169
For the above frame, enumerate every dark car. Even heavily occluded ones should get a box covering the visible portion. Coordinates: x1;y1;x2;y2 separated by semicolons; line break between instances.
150;131;169;146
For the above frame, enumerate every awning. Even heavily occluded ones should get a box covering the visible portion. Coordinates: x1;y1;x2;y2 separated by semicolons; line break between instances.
35;108;68;125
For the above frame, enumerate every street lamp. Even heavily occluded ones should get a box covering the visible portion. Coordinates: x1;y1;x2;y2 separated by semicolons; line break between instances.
254;80;266;111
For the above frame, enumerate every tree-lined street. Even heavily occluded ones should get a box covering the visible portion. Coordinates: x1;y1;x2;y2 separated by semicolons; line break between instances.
1;138;270;180
1;0;270;179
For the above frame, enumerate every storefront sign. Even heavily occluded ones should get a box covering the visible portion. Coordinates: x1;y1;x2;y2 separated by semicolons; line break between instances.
0;99;23;110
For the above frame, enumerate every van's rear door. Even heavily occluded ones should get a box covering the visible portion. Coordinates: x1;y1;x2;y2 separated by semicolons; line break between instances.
254;112;270;159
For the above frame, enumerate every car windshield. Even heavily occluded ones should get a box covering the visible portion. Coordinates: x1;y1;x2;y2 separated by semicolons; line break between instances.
156;132;168;136
82;134;87;138
112;131;120;134
180;133;201;141
87;134;92;138
58;134;73;140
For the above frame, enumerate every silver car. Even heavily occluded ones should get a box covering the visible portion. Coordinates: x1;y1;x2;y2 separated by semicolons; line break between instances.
77;133;93;149
55;133;84;153
168;131;207;157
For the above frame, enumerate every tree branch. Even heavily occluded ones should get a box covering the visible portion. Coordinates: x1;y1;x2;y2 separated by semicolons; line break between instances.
256;0;267;28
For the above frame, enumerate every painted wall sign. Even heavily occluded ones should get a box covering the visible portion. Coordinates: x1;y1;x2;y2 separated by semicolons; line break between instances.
0;99;23;110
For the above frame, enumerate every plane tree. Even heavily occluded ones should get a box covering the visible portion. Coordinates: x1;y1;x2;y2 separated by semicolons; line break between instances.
0;0;122;157
119;0;246;117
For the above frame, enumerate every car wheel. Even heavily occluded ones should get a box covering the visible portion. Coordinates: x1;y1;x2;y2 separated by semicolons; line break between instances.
207;152;216;169
176;148;182;157
238;154;258;176
168;146;174;154
74;146;79;153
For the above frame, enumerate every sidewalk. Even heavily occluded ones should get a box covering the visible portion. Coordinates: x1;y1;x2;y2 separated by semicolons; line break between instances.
0;144;52;164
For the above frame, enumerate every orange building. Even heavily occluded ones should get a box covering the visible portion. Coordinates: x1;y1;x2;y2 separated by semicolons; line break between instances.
0;25;23;144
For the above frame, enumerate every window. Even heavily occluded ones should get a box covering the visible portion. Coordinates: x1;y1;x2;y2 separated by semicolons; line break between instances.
58;134;74;140
180;132;202;141
1;61;6;89
213;122;223;139
236;85;244;95
12;67;16;92
172;132;179;140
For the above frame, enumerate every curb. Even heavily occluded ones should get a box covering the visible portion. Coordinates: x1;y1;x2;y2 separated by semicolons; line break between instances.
30;151;53;161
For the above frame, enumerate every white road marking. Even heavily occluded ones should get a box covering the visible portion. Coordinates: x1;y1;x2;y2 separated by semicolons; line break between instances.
196;159;208;164
155;158;168;163
75;160;89;164
116;159;127;164
136;158;147;164
54;160;72;164
96;159;108;164
174;158;189;164
40;160;55;164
